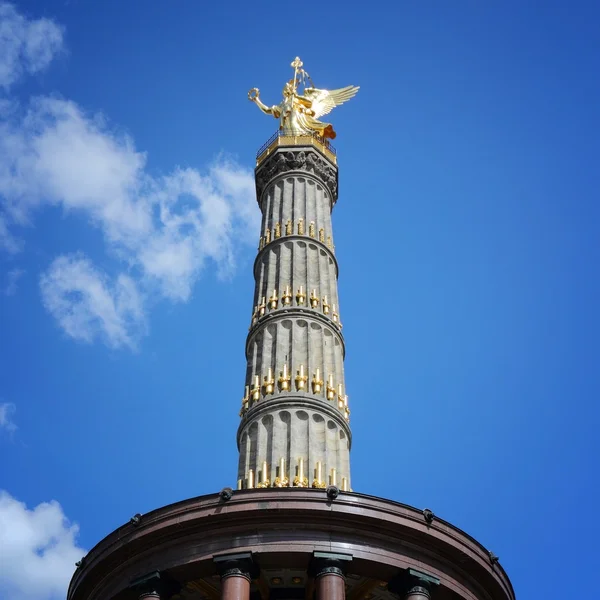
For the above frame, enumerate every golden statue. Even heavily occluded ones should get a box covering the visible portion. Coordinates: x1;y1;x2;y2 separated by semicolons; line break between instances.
248;57;359;140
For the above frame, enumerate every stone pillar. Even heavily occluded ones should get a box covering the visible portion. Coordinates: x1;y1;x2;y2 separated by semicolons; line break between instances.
312;552;352;600
221;571;251;600
214;552;257;600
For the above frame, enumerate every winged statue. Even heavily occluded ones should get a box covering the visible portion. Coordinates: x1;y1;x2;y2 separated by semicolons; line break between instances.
248;57;359;140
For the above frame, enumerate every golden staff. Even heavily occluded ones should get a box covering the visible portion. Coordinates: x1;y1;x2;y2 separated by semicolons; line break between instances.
290;56;303;95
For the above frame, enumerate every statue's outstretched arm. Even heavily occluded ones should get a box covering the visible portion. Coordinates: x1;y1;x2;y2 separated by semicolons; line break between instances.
248;88;281;119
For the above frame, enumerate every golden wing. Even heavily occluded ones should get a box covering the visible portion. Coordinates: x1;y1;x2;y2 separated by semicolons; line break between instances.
303;85;360;119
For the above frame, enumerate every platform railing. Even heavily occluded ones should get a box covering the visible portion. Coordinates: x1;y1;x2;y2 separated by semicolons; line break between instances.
256;130;337;166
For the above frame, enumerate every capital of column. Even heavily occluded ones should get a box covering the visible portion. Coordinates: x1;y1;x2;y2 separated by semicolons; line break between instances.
388;569;439;600
129;571;176;600
310;551;352;579
404;585;430;600
214;552;258;581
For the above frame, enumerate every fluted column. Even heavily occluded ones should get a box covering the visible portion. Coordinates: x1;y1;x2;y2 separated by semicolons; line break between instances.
237;144;352;490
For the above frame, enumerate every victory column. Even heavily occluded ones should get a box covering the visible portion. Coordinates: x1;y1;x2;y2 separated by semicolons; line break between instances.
239;57;358;491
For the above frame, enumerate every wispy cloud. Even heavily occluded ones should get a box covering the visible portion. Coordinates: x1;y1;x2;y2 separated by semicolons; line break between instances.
0;2;64;91
0;402;17;433
40;255;146;349
0;490;85;600
0;4;260;349
4;267;24;295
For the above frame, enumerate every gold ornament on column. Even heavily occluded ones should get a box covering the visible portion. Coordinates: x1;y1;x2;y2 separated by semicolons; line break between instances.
281;285;292;306
240;385;250;416
248;469;255;489
296;286;306;305
257;461;270;488
285;219;293;235
268;289;278;310
327;235;333;248
263;368;275;395
337;383;345;409
295;364;308;391
311;368;323;394
341;477;348;491
332;304;339;324
278;364;291;391
312;461;326;488
309;221;315;238
293;457;308;487
273;457;289;487
319;228;325;243
258;297;266;317
330;468;337;487
251;306;258;326
274;222;281;238
310;289;319;309
251;375;261;402
326;374;336;400
265;228;271;244
259;237;265;250
322;295;330;315
298;218;305;235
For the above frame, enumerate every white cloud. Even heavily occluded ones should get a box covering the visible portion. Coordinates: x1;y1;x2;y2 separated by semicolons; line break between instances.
0;402;17;433
40;254;146;349
4;267;24;295
0;3;64;90
0;490;85;600
0;98;259;344
0;5;260;349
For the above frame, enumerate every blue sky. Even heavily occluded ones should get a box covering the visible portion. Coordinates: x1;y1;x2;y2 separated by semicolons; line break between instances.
0;1;599;598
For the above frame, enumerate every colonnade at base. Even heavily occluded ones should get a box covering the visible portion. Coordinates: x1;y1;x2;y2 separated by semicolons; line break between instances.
133;553;439;600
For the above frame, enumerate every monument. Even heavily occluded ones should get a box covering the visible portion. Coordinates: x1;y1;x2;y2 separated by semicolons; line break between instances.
67;58;515;600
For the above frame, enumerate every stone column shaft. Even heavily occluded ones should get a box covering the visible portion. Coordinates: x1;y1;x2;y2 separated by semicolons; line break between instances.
316;571;345;600
237;145;351;491
221;574;251;600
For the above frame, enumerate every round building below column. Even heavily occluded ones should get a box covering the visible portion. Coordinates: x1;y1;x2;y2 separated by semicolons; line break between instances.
67;489;514;600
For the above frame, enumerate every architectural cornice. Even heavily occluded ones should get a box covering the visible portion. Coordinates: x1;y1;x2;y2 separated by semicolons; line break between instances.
255;146;338;206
